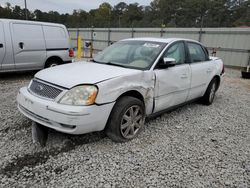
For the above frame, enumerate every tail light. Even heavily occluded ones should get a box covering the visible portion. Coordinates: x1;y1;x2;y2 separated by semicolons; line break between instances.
68;48;74;57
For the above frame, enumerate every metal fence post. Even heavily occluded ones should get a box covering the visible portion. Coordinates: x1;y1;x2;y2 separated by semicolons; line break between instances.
247;53;250;69
76;28;79;47
131;28;134;38
160;27;163;37
108;28;111;46
198;28;205;42
90;27;94;52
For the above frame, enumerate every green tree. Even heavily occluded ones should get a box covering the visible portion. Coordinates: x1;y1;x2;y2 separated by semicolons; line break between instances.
231;0;250;26
113;2;128;27
95;2;112;27
123;3;143;27
0;1;249;28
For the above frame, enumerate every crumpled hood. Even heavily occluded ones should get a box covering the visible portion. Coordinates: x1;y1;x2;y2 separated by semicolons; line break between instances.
35;62;140;88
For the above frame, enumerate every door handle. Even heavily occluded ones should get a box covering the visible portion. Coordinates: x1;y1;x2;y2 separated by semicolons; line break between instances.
181;74;188;79
19;42;24;49
0;43;3;48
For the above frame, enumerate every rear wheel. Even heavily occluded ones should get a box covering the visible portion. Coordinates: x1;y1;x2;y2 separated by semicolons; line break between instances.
105;96;145;142
45;59;61;68
201;78;218;105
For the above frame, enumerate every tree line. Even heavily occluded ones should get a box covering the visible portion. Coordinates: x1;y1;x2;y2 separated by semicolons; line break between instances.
0;0;249;28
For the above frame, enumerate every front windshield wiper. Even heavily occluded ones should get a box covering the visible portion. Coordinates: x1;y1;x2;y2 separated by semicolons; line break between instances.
91;59;102;63
92;59;127;68
105;62;127;68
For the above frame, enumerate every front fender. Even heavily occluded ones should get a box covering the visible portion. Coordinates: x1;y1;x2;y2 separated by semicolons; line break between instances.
95;71;155;115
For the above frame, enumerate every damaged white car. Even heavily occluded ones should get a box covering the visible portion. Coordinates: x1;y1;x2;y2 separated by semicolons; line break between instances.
17;38;224;143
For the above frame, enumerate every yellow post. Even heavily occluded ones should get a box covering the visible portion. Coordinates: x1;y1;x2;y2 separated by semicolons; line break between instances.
77;35;82;59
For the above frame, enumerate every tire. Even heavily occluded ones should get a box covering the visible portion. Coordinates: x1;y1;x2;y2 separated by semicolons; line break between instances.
105;96;145;143
241;71;250;79
45;60;60;68
201;78;218;105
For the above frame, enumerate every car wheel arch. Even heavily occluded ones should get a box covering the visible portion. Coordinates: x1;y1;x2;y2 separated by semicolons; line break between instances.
104;90;145;128
44;56;63;68
116;90;145;105
213;75;221;91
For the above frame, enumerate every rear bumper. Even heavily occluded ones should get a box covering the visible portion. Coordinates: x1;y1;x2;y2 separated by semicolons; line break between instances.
17;87;115;135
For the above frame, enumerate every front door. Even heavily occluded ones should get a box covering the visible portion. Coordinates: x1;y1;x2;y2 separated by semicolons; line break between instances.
11;22;46;70
153;41;191;113
0;21;6;69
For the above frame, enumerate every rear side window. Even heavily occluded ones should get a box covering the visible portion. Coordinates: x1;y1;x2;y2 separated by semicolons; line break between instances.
187;42;206;63
43;26;66;39
13;23;43;39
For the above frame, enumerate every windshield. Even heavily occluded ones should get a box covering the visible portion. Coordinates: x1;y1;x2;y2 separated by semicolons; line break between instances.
93;40;166;70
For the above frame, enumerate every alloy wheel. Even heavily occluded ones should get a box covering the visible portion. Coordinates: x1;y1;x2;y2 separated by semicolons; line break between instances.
120;105;144;139
209;82;216;103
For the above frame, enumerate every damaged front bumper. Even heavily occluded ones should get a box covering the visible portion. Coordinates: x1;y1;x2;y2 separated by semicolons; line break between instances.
17;87;115;135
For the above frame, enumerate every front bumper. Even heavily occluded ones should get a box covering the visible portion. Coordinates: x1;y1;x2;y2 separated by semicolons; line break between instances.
17;87;115;134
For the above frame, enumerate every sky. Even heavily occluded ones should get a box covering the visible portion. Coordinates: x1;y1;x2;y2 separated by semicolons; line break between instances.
0;0;153;13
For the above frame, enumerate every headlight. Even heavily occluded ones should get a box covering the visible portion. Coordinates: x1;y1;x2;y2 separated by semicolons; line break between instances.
59;85;98;106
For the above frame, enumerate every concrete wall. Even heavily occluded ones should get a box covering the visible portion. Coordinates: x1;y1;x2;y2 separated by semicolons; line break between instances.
68;28;250;68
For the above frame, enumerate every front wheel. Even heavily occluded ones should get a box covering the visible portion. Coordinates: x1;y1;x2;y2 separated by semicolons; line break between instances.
105;96;145;143
201;78;218;105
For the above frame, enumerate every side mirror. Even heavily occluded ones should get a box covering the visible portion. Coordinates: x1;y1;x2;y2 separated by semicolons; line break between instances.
158;58;176;69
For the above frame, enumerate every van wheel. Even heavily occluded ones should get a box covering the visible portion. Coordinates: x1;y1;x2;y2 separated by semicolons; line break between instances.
105;96;145;143
45;60;60;68
201;78;218;105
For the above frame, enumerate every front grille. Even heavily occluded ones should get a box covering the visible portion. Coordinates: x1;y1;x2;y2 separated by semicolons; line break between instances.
29;79;63;99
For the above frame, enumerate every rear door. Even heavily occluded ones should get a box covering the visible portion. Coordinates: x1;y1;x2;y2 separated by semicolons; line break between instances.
186;42;214;101
0;21;6;69
43;25;68;49
153;41;191;113
43;25;71;62
11;22;46;70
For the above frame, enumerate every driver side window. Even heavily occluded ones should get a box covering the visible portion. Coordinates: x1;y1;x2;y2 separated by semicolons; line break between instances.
163;42;185;64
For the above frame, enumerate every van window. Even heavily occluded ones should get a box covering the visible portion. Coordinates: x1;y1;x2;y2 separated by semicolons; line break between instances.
43;26;66;39
13;23;43;39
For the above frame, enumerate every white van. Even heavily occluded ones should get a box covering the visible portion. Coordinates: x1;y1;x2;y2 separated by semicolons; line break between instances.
0;19;73;72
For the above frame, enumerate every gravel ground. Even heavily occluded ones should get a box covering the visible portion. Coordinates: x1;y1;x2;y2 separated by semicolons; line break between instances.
0;69;249;187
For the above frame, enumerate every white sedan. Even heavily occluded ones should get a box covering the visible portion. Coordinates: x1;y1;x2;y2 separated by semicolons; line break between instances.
17;38;224;142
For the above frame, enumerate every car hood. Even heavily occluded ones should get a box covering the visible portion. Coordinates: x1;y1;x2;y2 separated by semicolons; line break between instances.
35;62;141;89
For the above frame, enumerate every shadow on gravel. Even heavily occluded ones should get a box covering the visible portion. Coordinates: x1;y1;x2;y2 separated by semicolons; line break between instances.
0;127;10;134
0;118;31;134
0;95;206;178
0;71;36;81
0;131;106;177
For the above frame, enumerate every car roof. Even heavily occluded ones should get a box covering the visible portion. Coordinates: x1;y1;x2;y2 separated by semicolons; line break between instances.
0;18;64;27
122;37;201;45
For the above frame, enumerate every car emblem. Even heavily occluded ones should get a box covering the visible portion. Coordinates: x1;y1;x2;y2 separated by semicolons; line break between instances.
35;84;44;92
